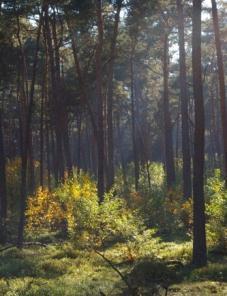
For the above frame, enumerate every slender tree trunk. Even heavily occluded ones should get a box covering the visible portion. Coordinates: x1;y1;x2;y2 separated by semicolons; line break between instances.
66;17;97;137
192;0;207;267
116;115;127;189
210;83;220;166
28;133;35;194
45;122;51;189
49;129;57;185
17;11;43;247
62;117;73;178
130;54;139;191
106;0;122;191
39;64;46;188
96;0;105;202
177;0;192;199
0;108;7;243
52;9;65;180
211;0;227;183
163;33;176;189
77;114;82;175
61;62;73;178
44;5;64;181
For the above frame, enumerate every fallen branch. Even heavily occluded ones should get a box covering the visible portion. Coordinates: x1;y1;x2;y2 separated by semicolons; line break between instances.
0;245;15;253
94;250;137;295
0;241;47;253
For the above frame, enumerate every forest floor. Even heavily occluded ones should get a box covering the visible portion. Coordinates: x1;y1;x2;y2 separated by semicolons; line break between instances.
0;237;226;296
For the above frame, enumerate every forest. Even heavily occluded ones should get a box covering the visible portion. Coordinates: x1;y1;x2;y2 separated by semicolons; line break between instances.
0;0;227;295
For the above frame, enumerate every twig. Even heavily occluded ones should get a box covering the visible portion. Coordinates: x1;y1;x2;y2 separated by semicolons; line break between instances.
94;250;136;295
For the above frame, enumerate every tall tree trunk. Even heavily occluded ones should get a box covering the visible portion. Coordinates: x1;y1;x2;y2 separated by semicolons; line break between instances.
177;0;192;199
28;133;35;194
45;122;51;189
96;0;105;202
192;0;207;267
50;126;58;185
210;82;220;166
52;9;65;180
62;117;73;177
44;5;64;181
163;33;176;190
77;114;82;175
39;63;46;188
130;54;139;191
116;115;127;189
66;17;97;138
0;108;7;243
211;0;227;183
106;0;122;191
17;11;43;247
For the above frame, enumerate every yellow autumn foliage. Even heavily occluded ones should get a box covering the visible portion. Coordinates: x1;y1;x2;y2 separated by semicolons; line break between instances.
26;187;65;233
25;174;98;235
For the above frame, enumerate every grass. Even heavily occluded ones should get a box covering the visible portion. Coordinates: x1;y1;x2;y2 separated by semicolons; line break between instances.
0;239;226;295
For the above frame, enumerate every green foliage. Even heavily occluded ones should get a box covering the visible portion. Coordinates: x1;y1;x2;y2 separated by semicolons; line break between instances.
0;244;123;296
205;169;227;250
54;173;99;238
131;162;192;237
26;173;144;248
96;192;144;245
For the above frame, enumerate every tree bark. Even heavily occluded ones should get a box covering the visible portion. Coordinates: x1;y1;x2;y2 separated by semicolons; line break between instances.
130;54;139;191
96;0;105;202
177;0;192;199
163;33;176;190
0;108;7;243
192;0;207;267
39;61;46;188
211;0;227;183
44;4;64;181
17;10;43;247
106;0;122;191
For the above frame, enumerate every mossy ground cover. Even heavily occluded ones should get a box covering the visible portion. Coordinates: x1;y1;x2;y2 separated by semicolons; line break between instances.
0;240;226;296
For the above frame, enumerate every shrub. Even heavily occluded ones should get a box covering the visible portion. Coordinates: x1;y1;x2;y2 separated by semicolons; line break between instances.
26;173;144;247
205;169;227;250
26;187;65;235
96;192;144;246
54;174;99;237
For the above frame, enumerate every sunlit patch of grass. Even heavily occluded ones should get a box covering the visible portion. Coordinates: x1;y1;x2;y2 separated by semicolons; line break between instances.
0;244;125;296
51;243;79;259
157;241;192;263
0;240;226;295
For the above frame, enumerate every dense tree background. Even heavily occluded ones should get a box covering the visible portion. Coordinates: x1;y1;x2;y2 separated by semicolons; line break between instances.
0;1;227;292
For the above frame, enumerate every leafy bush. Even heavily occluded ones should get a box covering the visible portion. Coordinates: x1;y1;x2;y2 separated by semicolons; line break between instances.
96;192;144;246
26;173;144;247
132;163;166;228
54;174;99;238
26;187;65;235
205;169;227;250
